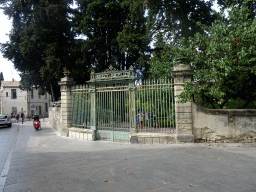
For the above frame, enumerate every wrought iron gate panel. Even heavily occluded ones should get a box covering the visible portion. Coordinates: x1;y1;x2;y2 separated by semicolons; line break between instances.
96;84;130;142
72;84;91;129
135;79;175;133
71;66;175;142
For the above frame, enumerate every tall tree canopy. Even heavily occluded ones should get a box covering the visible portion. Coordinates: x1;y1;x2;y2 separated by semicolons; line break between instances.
119;0;218;77
174;4;256;109
0;0;226;100
74;0;147;72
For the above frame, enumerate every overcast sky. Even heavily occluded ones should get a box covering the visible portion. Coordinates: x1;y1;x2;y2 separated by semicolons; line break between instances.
0;10;21;81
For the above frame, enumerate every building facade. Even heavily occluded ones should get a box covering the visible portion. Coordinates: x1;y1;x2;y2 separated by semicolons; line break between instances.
0;81;51;117
27;86;51;117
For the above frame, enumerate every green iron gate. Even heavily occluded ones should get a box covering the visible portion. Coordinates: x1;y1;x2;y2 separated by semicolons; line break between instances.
96;84;131;142
71;66;175;143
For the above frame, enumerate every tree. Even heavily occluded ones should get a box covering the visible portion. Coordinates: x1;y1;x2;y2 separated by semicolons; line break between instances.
0;0;75;101
174;5;256;109
117;0;151;72
74;0;144;72
119;0;218;77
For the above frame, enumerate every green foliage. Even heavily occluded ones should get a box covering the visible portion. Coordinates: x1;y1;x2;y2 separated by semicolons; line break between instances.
122;0;218;78
176;5;256;109
74;0;143;72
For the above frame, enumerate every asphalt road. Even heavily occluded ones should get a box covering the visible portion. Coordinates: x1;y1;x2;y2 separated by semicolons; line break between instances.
0;119;256;192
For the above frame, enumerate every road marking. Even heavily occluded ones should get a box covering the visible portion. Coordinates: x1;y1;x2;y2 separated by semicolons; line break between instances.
0;125;19;192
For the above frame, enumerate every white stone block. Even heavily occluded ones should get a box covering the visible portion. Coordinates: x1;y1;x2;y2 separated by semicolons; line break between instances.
88;134;92;141
79;132;84;140
75;132;79;139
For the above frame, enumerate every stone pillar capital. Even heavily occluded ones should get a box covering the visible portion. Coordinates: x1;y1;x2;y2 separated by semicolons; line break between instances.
58;77;76;87
171;63;194;77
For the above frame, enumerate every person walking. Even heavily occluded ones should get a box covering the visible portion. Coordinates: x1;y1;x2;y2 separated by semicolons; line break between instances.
16;113;20;123
21;113;24;124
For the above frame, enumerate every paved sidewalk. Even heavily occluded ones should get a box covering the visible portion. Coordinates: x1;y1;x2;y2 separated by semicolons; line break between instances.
2;121;256;192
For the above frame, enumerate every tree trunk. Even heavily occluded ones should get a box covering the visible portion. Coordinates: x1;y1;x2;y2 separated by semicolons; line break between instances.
50;82;56;102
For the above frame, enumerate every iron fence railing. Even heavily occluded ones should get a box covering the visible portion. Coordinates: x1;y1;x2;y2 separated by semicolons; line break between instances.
71;84;91;129
135;79;175;133
71;78;175;133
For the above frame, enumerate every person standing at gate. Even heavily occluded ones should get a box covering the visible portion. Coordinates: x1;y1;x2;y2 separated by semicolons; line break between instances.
145;112;148;127
148;112;151;127
145;111;151;127
139;112;144;129
153;114;158;128
136;114;139;129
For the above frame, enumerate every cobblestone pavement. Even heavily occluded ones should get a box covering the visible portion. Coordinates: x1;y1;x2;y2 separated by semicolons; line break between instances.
1;119;256;192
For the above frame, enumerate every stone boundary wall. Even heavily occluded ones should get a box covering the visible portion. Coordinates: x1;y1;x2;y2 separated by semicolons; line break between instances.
192;102;256;143
49;107;62;133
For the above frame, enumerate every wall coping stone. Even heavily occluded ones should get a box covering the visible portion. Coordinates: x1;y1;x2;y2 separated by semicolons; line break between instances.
194;102;256;116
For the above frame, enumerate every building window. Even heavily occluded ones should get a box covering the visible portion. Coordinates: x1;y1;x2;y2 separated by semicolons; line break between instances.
6;92;8;97
11;89;17;99
45;103;48;112
39;106;41;115
39;94;41;98
31;89;33;99
45;92;47;99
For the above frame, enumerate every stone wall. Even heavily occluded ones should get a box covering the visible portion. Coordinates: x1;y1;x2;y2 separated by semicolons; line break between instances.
49;107;62;133
192;102;256;143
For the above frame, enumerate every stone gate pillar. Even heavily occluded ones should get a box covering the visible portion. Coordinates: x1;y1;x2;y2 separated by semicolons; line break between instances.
171;58;194;143
89;70;96;130
128;66;136;133
58;70;76;136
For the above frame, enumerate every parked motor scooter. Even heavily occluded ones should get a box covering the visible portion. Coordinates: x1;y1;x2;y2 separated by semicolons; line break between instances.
33;120;41;131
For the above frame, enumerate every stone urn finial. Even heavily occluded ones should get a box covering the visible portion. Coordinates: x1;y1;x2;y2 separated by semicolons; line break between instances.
173;57;192;71
63;67;70;77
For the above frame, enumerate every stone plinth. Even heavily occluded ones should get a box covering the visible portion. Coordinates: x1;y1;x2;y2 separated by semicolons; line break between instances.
69;128;95;141
172;59;195;143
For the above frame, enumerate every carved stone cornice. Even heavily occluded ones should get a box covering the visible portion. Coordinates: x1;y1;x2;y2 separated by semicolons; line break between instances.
171;70;194;77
